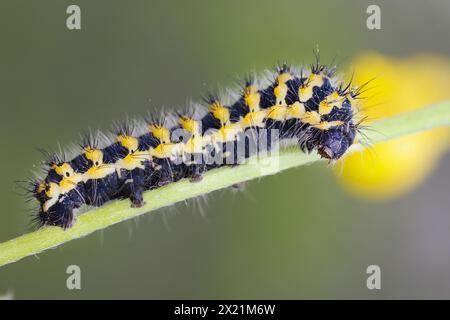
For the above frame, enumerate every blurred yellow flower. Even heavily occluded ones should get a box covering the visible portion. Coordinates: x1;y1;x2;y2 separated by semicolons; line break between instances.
334;52;450;200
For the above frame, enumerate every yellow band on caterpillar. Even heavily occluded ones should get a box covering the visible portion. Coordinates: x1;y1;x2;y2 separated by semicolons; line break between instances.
244;86;261;112
209;101;230;124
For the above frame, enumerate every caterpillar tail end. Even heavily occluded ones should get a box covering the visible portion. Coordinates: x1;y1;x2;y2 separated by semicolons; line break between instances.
38;204;76;230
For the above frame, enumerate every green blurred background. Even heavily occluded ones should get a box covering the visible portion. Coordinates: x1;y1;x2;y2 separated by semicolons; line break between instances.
1;0;450;299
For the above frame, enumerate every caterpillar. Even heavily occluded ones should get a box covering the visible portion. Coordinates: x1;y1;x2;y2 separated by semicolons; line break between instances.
26;58;364;230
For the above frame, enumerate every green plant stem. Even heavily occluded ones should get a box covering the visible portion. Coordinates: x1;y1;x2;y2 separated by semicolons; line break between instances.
0;101;449;268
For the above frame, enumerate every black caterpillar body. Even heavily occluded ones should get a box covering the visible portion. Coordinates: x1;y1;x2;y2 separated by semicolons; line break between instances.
28;61;362;229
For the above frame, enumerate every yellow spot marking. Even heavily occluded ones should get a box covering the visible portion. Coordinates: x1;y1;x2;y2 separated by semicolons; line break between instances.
183;135;204;154
277;72;292;84
44;179;80;212
301;111;321;125
286;102;306;119
244;86;260;112
308;73;325;86
274;83;288;104
328;91;342;102
319;91;345;115
52;163;74;178
318;101;333;115
273;72;292;105
84;165;116;180
115;151;147;170
209;102;229;124
149;125;171;143
37;182;45;193
151;144;178;159
178;116;199;135
43;183;60;211
266;105;287;121
313;121;344;130
267;101;307;121
298;85;313;102
298;73;325;102
45;182;60;198
83;148;103;164
50;162;82;193
83;147;117;180
214;124;240;143
117;135;139;152
241;110;267;128
59;177;79;193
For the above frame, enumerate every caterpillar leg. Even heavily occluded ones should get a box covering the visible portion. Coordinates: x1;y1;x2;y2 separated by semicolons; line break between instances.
152;158;176;187
185;153;205;182
130;188;145;208
123;168;146;208
188;164;203;182
130;168;145;208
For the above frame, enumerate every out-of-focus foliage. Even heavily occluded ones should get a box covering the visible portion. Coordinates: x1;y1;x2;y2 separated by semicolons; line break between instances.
335;53;450;200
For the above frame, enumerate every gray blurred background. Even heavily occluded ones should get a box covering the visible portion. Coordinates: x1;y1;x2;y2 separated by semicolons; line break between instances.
0;0;449;299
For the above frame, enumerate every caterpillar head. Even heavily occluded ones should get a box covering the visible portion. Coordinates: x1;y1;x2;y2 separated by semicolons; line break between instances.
33;169;63;215
318;123;356;160
32;162;81;229
32;180;58;227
